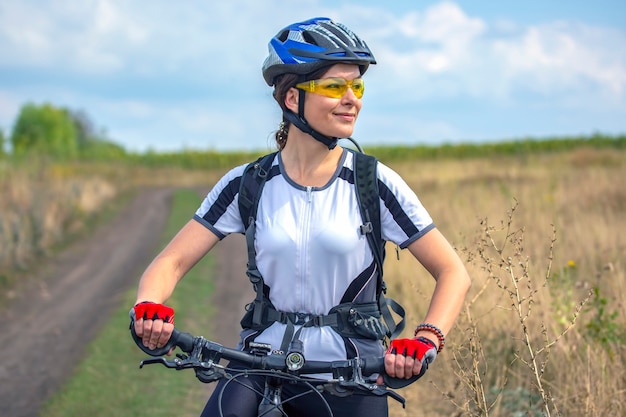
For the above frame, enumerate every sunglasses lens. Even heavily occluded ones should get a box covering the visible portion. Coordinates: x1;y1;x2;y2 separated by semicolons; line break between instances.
316;78;349;98
350;79;364;98
297;78;365;99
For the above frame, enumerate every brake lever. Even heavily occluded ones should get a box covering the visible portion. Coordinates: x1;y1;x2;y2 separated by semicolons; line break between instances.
321;378;406;407
320;358;407;407
140;353;199;370
370;385;406;407
140;357;179;369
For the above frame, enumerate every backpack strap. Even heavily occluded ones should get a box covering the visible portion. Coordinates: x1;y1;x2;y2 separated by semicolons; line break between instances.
238;152;277;229
238;152;277;327
353;151;383;289
353;150;405;340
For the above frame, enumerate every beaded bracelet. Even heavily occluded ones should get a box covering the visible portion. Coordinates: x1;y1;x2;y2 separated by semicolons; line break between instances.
414;323;445;353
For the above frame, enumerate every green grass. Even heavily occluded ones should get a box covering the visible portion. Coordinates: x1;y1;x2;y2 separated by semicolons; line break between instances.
40;189;216;417
121;133;625;169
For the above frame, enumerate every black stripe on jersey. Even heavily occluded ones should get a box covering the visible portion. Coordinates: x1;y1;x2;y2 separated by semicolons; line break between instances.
202;163;282;226
344;338;358;359
202;176;241;224
379;180;420;238
266;164;281;181
340;261;378;303
338;165;354;184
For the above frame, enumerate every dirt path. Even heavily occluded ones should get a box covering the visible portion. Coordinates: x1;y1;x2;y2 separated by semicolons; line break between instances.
0;188;249;417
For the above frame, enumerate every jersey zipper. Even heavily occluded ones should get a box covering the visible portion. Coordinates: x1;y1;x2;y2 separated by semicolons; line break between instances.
297;186;314;310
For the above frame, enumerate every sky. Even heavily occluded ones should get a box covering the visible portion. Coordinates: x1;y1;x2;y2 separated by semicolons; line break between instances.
0;0;625;152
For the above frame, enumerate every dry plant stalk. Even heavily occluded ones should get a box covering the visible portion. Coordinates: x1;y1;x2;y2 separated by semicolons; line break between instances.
446;201;591;417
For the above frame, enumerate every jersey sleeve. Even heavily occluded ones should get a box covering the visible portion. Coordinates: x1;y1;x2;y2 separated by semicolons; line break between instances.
376;161;435;248
193;164;247;239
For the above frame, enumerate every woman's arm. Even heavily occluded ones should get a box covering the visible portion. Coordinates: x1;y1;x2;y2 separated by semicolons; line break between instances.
134;219;221;350
384;227;471;379
407;227;471;341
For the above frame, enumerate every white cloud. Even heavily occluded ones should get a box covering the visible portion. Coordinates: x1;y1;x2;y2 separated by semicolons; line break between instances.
494;22;626;98
357;3;485;77
412;1;486;44
0;1;331;77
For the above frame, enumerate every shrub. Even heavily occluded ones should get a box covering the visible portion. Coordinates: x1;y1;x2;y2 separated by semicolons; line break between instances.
11;103;79;159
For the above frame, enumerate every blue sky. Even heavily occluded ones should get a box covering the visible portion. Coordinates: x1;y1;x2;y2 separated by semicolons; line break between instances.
1;0;624;152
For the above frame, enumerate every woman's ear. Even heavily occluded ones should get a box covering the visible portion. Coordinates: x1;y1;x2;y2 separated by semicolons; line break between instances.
284;87;299;113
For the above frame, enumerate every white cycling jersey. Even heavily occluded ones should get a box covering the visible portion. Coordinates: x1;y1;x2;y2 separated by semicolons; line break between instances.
194;148;434;363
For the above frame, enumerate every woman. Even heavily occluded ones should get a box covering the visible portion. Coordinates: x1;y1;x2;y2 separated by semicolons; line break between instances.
131;17;470;417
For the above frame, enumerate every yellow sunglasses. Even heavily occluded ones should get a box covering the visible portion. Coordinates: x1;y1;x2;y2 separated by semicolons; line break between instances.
295;77;365;99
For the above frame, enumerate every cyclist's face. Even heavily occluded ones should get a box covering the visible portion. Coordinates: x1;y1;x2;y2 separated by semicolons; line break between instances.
291;63;363;139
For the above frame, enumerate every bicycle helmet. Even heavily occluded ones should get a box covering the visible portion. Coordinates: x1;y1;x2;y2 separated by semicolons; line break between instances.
263;17;376;149
262;17;376;86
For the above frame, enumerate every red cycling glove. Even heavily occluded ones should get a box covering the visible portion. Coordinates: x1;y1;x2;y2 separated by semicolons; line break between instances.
382;336;437;387
387;336;437;365
133;301;175;324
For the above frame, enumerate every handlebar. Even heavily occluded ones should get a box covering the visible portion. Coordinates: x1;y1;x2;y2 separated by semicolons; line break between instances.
130;323;387;374
130;320;421;397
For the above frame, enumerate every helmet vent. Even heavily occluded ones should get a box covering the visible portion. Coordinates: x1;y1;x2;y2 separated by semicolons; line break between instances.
302;32;318;46
278;30;289;42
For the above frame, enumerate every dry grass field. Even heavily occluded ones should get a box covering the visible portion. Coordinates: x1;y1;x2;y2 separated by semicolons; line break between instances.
0;159;220;290
384;147;625;416
0;160;118;275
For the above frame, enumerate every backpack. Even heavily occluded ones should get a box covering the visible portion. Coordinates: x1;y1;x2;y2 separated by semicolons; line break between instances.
237;148;405;350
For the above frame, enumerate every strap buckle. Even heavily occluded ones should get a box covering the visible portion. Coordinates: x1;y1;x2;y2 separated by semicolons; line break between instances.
292;313;310;325
360;221;373;235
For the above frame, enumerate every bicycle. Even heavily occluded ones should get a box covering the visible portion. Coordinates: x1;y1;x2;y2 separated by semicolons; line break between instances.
130;324;422;417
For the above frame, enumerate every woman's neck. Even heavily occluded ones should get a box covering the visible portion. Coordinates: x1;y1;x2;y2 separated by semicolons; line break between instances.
280;132;344;187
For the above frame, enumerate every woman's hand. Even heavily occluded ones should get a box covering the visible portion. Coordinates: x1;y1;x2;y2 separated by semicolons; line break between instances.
377;337;437;384
132;302;175;353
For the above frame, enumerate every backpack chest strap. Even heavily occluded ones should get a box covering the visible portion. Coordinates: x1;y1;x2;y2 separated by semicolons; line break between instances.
268;310;339;327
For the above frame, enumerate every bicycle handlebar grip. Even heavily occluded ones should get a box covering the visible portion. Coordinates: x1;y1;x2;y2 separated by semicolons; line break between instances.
360;357;385;376
130;322;194;356
361;357;422;388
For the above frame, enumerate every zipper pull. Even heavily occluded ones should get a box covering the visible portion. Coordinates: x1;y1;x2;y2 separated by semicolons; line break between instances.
307;186;312;202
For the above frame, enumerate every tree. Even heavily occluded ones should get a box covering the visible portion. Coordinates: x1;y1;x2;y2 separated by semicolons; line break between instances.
68;108;127;159
69;108;97;149
10;103;78;159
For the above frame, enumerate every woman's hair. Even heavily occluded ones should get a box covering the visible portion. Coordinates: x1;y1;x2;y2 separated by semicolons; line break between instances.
272;66;331;150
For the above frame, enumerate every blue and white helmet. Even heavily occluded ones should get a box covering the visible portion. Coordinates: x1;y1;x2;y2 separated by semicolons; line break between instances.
262;17;376;86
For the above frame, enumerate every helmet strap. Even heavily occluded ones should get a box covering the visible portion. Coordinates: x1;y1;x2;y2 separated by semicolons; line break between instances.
284;89;338;150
